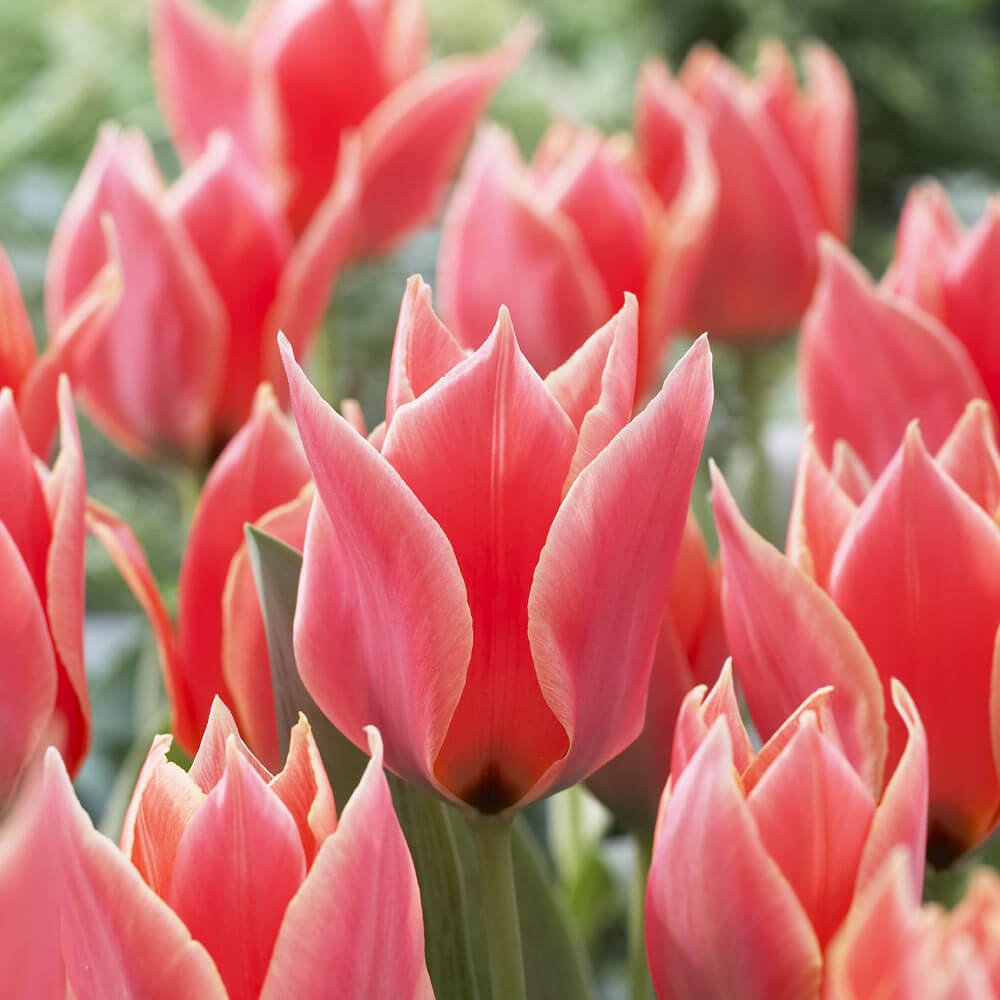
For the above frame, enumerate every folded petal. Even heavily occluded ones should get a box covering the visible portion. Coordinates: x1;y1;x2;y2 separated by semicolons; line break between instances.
282;338;472;791
382;311;576;809
529;336;713;800
261;728;433;999
935;399;1000;517
186;697;271;792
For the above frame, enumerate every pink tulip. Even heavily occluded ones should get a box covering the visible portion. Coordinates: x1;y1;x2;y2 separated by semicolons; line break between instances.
637;41;855;338
281;278;713;814
714;403;1000;862
586;512;726;829
153;0;530;252
645;667;927;1000
437;119;715;391
46;124;358;462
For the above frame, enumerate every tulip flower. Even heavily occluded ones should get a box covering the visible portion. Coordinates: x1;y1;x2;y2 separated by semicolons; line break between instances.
280;278;713;815
153;0;531;253
173;383;312;763
46;124;358;462
636;40;855;338
713;402;1000;862
645;667;927;1000
585;512;726;830
437;120;716;390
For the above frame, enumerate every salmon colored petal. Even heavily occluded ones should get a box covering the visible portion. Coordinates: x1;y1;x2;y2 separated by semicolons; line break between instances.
178;384;309;752
170;739;306;999
800;237;985;474
152;0;258;165
646;723;822;1000
830;439;873;504
222;486;312;771
187;698;272;792
354;26;533;255
830;425;1000;856
385;274;466;426
437;125;611;376
936;399;1000;516
261;728;433;999
529;337;713;801
282;337;472;791
383;311;576;809
0;247;36;392
167;135;291;437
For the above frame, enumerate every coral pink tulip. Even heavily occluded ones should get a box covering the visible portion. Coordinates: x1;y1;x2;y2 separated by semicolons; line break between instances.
46;124;358;462
153;0;530;252
645;667;927;1000
281;279;713;814
637;41;855;338
437;120;715;390
586;512;726;829
714;403;1000;861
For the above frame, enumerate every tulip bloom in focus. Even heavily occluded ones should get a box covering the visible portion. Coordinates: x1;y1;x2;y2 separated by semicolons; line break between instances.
636;40;855;338
437;121;716;391
714;403;1000;862
153;0;530;251
47;124;358;462
586;512;726;829
281;280;713;814
645;667;927;1000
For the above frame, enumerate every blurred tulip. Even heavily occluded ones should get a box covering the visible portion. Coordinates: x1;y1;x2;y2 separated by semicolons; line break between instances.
281;279;713;814
585;512;726;829
637;40;855;339
47;124;358;463
153;0;530;252
645;667;927;1000
714;404;1000;862
437;120;715;391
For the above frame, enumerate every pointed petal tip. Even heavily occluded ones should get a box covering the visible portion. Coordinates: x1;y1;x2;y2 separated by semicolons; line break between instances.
362;725;384;764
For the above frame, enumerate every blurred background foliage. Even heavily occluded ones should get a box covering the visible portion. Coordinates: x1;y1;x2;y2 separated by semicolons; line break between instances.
0;0;998;987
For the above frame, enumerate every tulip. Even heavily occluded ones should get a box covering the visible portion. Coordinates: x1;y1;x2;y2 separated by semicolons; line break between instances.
585;512;726;830
645;667;927;1000
437;120;716;391
636;41;855;338
280;278;713;815
714;402;1000;862
46;124;358;462
153;0;530;253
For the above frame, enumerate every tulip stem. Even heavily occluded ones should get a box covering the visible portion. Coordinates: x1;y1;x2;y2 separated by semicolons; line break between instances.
628;832;654;1000
471;816;527;1000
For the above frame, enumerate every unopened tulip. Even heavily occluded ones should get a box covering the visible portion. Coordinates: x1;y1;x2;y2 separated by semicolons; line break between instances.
437;120;715;390
646;667;927;1000
47;124;358;462
714;402;1000;862
637;41;855;338
586;512;726;829
281;279;713;814
153;0;530;252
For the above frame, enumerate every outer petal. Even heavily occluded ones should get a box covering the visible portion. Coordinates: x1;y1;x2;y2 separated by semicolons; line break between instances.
0;247;36;392
261;728;433;1000
935;399;1000;517
800;238;985;473
830;425;1000;856
437;125;611;376
382;312;576;810
528;336;713;801
282;337;472;792
646;723;822;1000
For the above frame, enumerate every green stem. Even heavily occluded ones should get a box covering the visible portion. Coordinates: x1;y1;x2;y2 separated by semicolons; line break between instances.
737;344;772;539
471;816;527;1000
628;832;654;1000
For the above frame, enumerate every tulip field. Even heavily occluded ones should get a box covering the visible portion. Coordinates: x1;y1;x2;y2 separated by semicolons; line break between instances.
2;0;1000;996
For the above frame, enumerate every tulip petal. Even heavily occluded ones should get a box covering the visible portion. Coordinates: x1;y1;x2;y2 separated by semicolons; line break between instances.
382;312;576;809
187;698;272;792
0;247;36;393
529;336;713;800
282;337;472;792
830;439;873;504
170;739;306;999
800;238;985;474
646;723;822;1000
261;728;433;999
830;425;1000;855
437;125;611;376
935;399;1000;517
712;465;887;793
